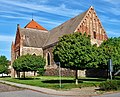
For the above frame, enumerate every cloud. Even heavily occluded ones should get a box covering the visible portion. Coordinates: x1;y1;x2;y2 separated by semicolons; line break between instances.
109;7;120;16
0;0;80;27
107;30;120;37
102;0;120;4
99;15;120;24
0;35;14;42
0;49;10;52
17;0;49;4
99;0;120;16
63;0;90;7
100;7;120;16
0;11;63;26
0;1;82;17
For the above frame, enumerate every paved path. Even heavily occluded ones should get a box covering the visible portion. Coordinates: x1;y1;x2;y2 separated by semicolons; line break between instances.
0;80;98;97
1;88;120;97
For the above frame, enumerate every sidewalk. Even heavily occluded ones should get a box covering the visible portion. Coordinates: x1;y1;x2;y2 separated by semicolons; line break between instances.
0;80;99;97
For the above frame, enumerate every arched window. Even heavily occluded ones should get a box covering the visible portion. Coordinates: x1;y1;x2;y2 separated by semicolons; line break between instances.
33;53;36;56
15;52;20;59
93;32;96;39
47;52;51;65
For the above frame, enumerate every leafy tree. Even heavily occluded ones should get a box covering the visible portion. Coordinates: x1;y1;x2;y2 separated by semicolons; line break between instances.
100;37;120;72
86;45;108;70
53;32;93;84
0;55;9;76
13;54;46;78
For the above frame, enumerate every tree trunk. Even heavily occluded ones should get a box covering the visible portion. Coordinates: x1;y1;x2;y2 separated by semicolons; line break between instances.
75;69;78;85
2;73;3;77
34;71;36;76
23;71;25;79
17;71;20;78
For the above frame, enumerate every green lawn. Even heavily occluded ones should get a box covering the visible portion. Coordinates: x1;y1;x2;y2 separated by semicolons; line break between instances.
0;76;106;90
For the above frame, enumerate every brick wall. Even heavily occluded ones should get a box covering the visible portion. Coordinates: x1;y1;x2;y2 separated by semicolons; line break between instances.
44;67;75;77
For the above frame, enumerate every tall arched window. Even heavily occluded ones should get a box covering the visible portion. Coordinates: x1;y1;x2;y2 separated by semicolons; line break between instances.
33;53;36;56
47;52;51;65
93;31;96;39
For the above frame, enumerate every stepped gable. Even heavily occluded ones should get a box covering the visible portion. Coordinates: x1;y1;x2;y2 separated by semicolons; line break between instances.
24;19;47;31
44;6;108;47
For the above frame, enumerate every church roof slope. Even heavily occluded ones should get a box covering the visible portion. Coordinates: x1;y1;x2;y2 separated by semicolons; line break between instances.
24;19;47;31
20;28;49;48
44;10;87;47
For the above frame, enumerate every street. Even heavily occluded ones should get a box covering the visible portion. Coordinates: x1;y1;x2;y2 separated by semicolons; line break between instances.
1;90;120;97
93;92;120;97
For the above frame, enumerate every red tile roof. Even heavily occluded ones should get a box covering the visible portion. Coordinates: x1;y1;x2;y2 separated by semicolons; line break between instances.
24;19;47;31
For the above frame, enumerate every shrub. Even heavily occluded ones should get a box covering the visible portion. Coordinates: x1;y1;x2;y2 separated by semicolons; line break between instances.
99;80;118;91
37;68;45;76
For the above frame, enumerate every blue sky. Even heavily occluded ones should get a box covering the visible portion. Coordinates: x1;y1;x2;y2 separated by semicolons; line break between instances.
0;0;120;60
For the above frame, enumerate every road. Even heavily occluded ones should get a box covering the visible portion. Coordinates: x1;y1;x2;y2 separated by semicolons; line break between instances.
93;92;120;97
1;89;120;97
0;90;67;97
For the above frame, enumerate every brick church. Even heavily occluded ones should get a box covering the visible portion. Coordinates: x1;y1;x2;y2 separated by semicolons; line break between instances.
11;6;108;77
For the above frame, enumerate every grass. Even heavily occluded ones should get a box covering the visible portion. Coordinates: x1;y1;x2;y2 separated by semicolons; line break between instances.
114;76;120;80
0;76;106;90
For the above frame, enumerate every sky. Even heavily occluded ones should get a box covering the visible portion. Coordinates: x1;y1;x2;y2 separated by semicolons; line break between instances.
0;0;120;60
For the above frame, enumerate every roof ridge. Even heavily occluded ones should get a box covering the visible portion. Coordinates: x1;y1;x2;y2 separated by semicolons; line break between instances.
50;10;88;32
22;28;48;33
44;10;88;47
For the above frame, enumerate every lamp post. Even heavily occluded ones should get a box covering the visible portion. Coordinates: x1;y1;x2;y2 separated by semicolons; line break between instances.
59;62;61;88
109;59;113;80
56;62;61;88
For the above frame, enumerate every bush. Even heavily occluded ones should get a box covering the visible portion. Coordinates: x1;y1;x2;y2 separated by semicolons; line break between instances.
99;80;118;91
37;68;45;76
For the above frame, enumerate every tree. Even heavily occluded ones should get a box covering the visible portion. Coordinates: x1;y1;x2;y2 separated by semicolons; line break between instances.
86;45;108;70
100;37;120;72
0;55;9;76
13;54;46;78
53;32;93;84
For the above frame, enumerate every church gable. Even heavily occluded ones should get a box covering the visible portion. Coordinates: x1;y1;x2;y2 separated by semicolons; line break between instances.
44;6;108;47
13;19;49;50
74;6;108;46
